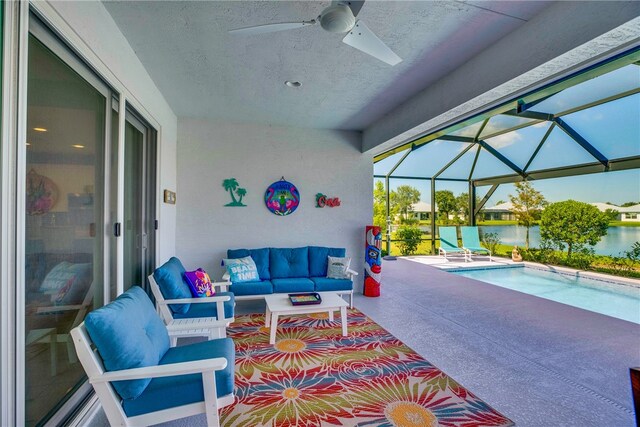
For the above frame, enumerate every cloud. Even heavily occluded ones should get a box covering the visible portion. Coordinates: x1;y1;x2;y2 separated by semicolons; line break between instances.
532;121;549;128
487;131;523;149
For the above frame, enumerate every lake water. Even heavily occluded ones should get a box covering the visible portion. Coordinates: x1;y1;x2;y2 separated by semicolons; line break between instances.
479;225;640;256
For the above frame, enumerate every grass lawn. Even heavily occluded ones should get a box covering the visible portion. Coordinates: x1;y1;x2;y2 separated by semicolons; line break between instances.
387;240;435;256
477;220;521;226
609;221;640;227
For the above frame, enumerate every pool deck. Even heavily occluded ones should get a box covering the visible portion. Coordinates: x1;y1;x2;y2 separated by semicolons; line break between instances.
355;258;640;427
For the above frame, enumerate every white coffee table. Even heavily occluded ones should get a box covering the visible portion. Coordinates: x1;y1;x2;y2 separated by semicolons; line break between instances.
264;292;349;345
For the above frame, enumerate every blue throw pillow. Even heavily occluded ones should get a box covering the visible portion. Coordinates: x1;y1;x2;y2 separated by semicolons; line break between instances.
84;286;170;401
153;257;192;314
223;256;260;283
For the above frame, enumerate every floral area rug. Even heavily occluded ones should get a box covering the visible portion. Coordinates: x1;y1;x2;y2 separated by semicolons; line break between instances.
221;309;513;427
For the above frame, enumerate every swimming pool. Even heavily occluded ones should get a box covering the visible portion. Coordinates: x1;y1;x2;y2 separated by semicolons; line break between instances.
451;266;640;324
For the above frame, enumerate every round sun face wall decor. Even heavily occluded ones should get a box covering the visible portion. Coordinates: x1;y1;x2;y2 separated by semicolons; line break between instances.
265;178;300;216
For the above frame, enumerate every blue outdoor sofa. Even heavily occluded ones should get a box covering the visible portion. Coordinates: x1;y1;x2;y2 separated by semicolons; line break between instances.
221;246;357;307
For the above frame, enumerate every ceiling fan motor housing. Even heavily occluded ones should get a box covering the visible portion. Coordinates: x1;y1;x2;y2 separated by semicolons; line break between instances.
320;3;356;33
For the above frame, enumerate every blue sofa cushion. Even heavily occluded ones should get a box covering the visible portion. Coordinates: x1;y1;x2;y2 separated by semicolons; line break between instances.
308;246;346;277
172;292;235;320
122;338;235;417
229;280;273;296
227;248;270;280
84;286;170;400
311;277;353;292
154;257;191;314
270;247;309;279
271;278;315;293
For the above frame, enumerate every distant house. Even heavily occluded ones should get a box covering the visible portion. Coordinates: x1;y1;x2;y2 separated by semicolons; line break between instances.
617;204;640;222
410;202;435;221
482;202;516;221
588;202;640;221
409;201;467;221
590;202;619;214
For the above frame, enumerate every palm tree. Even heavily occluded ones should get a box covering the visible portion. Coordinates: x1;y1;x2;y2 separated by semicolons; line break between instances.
236;188;247;205
222;178;239;204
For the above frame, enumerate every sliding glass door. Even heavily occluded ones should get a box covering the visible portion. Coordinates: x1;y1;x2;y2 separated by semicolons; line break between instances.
23;18;112;426
7;10;159;426
123;113;156;291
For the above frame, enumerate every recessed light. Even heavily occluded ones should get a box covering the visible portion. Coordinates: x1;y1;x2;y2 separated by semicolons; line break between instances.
33;127;47;132
284;81;301;88
72;144;85;149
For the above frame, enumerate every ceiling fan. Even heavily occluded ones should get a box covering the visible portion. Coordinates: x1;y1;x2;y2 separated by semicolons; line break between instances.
228;1;402;66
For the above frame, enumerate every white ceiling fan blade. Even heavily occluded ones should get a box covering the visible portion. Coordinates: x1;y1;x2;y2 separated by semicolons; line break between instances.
229;21;315;36
342;20;402;66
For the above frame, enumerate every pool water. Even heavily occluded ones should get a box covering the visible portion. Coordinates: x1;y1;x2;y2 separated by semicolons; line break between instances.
452;267;640;324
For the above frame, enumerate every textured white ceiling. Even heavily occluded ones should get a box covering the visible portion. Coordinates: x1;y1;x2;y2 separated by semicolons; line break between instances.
103;1;551;131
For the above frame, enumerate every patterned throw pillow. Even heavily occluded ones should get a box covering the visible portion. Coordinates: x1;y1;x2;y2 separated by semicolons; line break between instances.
184;268;215;298
223;256;260;283
40;262;92;304
327;256;351;279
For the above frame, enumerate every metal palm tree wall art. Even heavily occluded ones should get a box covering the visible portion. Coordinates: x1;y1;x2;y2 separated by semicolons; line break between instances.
223;178;247;207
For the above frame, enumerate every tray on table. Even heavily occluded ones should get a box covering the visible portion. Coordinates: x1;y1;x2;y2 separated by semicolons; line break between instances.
288;292;322;306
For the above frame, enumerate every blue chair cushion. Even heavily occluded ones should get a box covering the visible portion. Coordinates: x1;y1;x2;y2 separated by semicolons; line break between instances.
270;247;309;279
172;292;235;320
271;278;315;293
84;286;170;400
122;338;235;417
154;257;191;314
311;277;353;292
227;248;270;280
308;246;346;277
229;280;273;296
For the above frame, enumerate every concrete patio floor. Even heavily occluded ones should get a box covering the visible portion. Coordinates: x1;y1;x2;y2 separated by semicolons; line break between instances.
92;258;639;426
355;258;639;427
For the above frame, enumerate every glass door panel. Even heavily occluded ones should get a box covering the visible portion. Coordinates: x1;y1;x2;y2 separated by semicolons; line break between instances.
123;120;144;290
24;33;105;426
123;112;156;293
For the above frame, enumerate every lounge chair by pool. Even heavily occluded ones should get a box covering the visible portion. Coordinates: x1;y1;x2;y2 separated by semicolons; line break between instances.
438;226;469;262
461;226;492;261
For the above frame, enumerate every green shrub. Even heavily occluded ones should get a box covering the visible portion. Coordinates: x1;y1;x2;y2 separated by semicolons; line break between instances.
399;217;419;226
626;242;640;262
394;226;422;255
480;232;501;255
540;200;608;257
562;247;595;270
521;244;594;270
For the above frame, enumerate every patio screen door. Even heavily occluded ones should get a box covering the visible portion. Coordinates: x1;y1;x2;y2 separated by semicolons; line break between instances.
123;110;156;292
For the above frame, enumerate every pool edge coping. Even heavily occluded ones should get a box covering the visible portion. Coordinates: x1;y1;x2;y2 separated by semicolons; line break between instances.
437;258;640;288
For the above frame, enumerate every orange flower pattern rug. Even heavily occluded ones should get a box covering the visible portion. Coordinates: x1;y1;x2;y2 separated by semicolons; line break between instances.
221;309;513;427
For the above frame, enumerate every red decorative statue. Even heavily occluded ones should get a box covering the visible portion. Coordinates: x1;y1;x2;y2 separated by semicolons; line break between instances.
364;226;382;297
